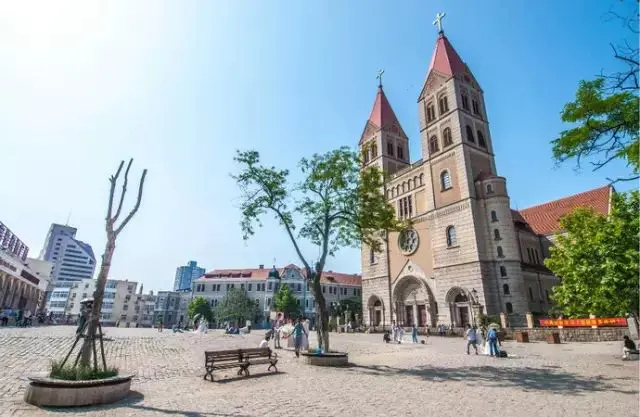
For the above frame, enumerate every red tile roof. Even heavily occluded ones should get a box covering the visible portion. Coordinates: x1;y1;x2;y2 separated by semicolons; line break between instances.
515;185;612;235
202;265;361;286
428;33;467;78
368;86;403;131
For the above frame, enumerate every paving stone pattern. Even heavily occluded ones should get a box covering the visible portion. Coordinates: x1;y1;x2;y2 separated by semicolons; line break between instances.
0;326;638;417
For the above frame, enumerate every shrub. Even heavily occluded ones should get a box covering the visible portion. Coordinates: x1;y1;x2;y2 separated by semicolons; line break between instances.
50;361;119;381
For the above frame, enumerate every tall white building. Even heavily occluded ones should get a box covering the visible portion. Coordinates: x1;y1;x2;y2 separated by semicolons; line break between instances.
40;223;96;283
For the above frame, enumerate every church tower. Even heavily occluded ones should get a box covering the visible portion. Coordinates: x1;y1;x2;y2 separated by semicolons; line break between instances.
359;74;410;176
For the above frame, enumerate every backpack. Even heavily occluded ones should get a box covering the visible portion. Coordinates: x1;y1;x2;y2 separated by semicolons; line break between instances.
497;350;508;358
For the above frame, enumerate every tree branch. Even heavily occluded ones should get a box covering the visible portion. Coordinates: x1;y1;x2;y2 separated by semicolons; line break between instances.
106;161;125;226
112;158;133;224
115;168;148;236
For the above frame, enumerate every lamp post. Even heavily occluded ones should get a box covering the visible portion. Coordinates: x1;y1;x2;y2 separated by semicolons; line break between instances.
470;288;479;326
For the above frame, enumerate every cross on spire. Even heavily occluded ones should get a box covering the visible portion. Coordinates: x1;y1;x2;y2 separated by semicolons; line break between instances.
433;12;446;34
376;69;385;88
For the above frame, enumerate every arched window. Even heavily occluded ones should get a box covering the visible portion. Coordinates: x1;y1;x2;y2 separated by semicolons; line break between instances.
505;302;513;314
409;179;414;190
500;265;507;277
440;170;452;190
486;184;494;194
363;149;369;163
371;143;378;158
497;246;504;257
426;103;436;122
503;284;510;295
446;226;457;247
369;248;376;264
419;174;424;185
494;229;501;240
477;130;487;147
414;176;419;187
528;287;534;301
461;93;470;110
429;135;439;153
439;95;449;114
466;125;475;143
401;183;406;193
491;210;498;222
443;127;453;147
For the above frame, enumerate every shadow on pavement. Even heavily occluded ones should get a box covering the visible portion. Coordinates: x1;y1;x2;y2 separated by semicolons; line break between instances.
348;363;639;396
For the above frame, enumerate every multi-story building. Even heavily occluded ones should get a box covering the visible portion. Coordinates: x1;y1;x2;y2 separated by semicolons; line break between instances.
0;221;51;312
173;260;206;291
359;16;613;329
40;223;96;284
154;290;191;328
136;290;157;327
193;264;362;327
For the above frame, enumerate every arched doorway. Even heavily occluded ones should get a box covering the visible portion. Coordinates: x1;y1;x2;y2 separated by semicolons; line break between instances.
367;295;385;328
393;276;435;328
446;287;473;328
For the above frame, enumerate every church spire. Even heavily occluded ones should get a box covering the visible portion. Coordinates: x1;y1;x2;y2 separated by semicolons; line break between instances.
367;83;402;131
427;31;467;78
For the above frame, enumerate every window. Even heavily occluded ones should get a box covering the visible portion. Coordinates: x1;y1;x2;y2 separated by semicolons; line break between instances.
123;304;128;311
267;298;271;306
398;196;413;219
477;130;487;147
268;282;272;290
461;93;470;110
500;265;507;277
429;136;439;154
440;170;452;190
387;142;394;156
497;246;504;257
494;229;501;240
248;283;252;291
369;248;377;264
503;284;510;295
426;103;436;122
240;283;245;290
505;302;513;314
397;146;404;159
371;143;378;158
491;210;498;222
446;226;457;247
363;149;369;163
486;184;494;194
466;125;475;143
472;99;480;115
533;249;541;264
443;128;453;147
297;283;302;292
305;299;309;308
528;287;534;301
438;95;449;114
322;286;326;294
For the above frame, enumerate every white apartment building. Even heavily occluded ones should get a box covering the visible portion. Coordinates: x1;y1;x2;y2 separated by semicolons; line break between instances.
40;224;96;284
192;264;362;327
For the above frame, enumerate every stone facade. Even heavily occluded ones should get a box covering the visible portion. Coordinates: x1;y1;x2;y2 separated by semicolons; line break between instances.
359;29;611;330
504;327;630;343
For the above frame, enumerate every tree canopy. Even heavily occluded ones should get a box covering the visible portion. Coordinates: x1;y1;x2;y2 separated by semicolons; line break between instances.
187;296;213;323
214;287;260;325
232;147;403;350
273;284;301;319
551;3;639;183
545;190;639;317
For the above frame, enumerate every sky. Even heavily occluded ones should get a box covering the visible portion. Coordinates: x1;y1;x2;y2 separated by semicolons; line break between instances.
0;0;637;292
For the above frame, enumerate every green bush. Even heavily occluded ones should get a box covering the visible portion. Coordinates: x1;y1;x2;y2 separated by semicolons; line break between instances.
50;360;119;381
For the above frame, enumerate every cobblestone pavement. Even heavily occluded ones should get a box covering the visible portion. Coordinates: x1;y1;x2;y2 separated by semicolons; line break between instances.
0;326;637;417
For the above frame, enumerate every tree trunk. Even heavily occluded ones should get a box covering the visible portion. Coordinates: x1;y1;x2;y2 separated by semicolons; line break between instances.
79;235;115;368
313;276;330;351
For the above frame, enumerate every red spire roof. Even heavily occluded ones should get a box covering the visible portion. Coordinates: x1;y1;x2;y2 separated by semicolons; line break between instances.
428;33;467;78
368;86;402;129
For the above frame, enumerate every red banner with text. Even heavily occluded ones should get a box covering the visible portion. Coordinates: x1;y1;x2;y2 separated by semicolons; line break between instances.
539;318;627;327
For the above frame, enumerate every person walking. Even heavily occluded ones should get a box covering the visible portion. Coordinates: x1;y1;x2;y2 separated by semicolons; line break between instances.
412;324;419;344
273;321;282;349
293;318;308;358
465;324;478;355
487;327;499;357
391;320;397;343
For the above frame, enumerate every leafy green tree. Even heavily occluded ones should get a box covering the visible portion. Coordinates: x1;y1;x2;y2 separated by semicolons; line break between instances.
232;147;402;350
187;296;213;323
545;190;639;317
274;284;300;319
214;287;260;326
552;2;639;183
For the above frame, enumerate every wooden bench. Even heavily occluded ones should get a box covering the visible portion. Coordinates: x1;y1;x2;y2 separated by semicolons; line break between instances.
203;348;278;382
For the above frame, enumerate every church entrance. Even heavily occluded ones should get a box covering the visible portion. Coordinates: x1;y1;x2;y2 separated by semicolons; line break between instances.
446;288;475;328
458;306;469;328
392;275;436;328
367;295;385;328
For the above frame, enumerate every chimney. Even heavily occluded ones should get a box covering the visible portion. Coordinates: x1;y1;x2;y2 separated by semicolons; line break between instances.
259;264;264;269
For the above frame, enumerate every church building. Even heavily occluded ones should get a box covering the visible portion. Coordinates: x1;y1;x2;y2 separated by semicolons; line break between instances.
360;15;613;329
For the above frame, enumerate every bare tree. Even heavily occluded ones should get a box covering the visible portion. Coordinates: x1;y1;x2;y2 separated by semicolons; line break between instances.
77;159;147;369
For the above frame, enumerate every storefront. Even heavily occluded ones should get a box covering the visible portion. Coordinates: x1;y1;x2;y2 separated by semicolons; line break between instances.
0;252;45;313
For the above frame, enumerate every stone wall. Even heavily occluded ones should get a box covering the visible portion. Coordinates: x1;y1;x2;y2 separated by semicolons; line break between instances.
504;327;630;343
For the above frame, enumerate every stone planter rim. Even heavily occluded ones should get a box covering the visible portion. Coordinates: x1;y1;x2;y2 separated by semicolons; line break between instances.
300;351;347;357
27;373;133;389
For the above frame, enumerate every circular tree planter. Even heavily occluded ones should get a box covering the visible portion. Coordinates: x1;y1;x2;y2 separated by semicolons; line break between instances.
300;352;349;367
24;374;133;407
